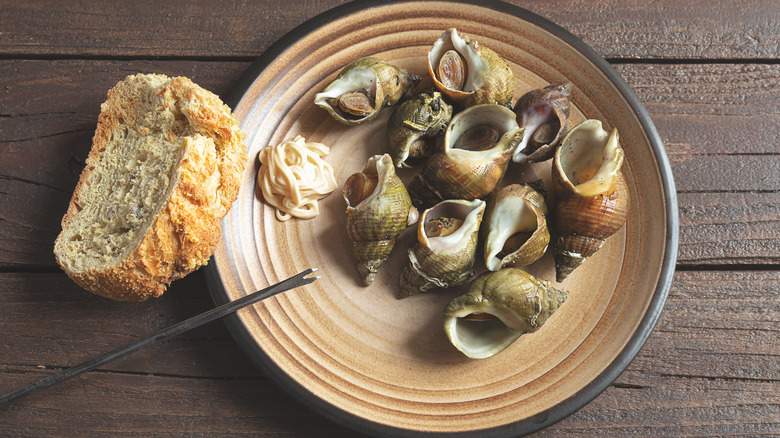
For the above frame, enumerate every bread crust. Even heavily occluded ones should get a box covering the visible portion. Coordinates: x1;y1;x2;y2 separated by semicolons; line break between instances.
54;74;246;301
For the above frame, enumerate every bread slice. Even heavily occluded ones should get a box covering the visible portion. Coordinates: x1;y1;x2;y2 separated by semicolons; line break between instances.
54;73;246;301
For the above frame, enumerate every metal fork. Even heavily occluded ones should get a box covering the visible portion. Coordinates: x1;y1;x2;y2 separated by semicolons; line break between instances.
0;268;319;407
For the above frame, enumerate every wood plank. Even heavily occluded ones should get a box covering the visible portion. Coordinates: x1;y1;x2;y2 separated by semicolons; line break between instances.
678;192;780;265
0;59;250;269
1;60;778;267
0;371;363;437
615;63;780;113
0;271;259;378
613;63;780;156
0;270;777;436
1;368;775;437
0;1;777;60
526;0;780;60
613;63;780;265
559;271;780;436
543;375;779;437
627;270;780;381
0;0;348;58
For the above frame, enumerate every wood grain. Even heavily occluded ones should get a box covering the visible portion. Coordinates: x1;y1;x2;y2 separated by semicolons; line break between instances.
1;61;777;268
0;271;258;378
525;0;780;60
0;60;249;270
0;0;777;60
1;270;776;436
0;0;776;435
0;370;363;437
0;0;349;58
678;192;780;265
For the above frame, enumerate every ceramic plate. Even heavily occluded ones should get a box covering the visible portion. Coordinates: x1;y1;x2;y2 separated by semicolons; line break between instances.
205;1;678;436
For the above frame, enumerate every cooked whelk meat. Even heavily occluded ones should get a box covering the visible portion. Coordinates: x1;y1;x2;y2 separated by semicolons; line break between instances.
427;28;514;108
337;92;375;117
399;199;485;298
407;104;523;210
437;49;467;91
315;56;420;126
344;154;418;286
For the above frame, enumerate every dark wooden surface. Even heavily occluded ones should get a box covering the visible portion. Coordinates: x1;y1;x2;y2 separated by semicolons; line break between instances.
1;1;778;436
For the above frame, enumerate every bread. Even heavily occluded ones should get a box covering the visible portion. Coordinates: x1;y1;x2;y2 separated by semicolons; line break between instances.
54;73;247;301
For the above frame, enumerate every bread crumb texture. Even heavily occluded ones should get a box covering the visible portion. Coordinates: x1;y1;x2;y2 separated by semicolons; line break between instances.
54;73;247;301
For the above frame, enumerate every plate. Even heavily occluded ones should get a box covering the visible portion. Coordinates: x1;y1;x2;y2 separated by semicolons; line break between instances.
205;1;678;436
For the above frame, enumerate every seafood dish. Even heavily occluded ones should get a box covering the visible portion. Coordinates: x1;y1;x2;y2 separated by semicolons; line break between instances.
302;29;632;359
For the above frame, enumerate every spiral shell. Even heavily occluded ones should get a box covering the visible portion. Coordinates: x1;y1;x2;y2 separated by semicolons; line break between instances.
344;154;419;286
444;268;567;359
407;104;523;210
386;91;453;167
483;184;550;271
427;28;514;108
551;119;629;282
315;57;421;126
399;199;485;298
512;82;573;163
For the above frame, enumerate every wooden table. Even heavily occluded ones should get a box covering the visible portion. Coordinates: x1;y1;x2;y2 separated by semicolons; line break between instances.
1;1;777;436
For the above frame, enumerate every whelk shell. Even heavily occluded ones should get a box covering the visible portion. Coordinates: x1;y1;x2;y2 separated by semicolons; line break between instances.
314;57;420;126
483;183;550;271
551;119;629;282
427;28;514;108
407;104;523;210
344;154;419;286
512;82;573;163
399;199;485;298
444;268;567;359
386;91;453;167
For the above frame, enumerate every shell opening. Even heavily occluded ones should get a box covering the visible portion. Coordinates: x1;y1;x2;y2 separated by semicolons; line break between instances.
484;197;538;271
315;67;380;122
557;120;624;197
423;200;484;252
444;315;522;359
428;28;487;94
449;105;518;146
446;105;522;165
496;232;533;258
513;103;561;162
453;125;500;151
464;312;497;321
512;83;572;163
344;155;386;208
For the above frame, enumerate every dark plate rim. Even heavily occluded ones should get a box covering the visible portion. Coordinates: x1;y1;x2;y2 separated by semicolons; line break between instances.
205;0;680;436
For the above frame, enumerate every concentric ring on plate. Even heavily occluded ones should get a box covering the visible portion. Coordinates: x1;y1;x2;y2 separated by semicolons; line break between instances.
206;1;677;436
